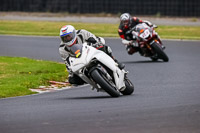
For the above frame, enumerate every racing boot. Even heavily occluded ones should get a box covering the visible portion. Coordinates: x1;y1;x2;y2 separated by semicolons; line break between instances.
126;45;140;55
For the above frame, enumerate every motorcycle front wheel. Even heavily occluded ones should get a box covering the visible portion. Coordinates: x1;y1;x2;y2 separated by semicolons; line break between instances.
90;69;121;97
120;78;134;95
151;42;169;62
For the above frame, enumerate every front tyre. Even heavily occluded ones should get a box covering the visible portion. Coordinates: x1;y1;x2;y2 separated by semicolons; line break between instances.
90;69;120;97
151;42;169;62
150;56;158;62
120;78;134;95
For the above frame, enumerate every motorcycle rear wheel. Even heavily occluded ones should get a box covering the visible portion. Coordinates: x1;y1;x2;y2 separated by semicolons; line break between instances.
151;42;169;62
90;69;120;97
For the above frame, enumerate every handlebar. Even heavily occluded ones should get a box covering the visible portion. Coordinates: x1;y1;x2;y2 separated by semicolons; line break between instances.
125;26;136;34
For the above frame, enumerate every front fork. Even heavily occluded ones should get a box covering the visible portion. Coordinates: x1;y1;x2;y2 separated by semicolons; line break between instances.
154;34;166;50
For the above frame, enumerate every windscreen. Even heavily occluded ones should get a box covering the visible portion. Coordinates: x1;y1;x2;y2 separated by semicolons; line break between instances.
135;24;145;33
70;44;83;58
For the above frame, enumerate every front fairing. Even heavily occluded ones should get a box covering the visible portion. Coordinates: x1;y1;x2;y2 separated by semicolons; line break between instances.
135;23;152;40
69;43;83;58
69;44;90;73
69;43;125;90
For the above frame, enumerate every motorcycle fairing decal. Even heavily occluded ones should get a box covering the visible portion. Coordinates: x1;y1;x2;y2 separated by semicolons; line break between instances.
140;29;144;33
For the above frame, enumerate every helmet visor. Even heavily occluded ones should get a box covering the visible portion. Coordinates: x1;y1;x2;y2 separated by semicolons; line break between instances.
122;20;129;26
61;30;76;43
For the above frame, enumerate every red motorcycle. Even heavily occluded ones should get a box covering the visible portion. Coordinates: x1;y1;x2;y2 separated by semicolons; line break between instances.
127;23;169;62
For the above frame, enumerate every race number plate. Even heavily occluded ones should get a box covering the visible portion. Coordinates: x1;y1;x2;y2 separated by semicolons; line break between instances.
140;29;150;39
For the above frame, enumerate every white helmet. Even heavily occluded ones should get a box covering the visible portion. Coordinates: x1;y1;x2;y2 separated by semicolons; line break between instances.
60;25;77;47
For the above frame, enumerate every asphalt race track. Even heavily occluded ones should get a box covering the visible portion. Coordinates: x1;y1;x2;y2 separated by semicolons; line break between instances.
0;35;200;133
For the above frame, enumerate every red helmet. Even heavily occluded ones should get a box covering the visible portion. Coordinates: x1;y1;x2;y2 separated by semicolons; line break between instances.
120;13;132;29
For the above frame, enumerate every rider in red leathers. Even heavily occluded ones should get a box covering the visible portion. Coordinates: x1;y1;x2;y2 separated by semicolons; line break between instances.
118;13;156;55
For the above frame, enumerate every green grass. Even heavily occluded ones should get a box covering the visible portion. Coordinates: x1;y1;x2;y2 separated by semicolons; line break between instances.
0;20;117;37
156;25;200;40
0;20;200;39
0;56;67;98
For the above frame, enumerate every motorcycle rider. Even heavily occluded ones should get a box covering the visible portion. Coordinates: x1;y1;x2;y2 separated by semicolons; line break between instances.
118;13;159;55
59;25;125;85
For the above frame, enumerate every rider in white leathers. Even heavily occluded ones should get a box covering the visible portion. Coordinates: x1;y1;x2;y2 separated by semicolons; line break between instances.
59;25;124;85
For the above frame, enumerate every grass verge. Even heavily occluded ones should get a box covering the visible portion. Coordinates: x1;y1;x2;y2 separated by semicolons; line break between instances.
0;20;200;39
0;56;67;98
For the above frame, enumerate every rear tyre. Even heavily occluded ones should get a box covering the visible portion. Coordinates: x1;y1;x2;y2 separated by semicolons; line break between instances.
120;78;134;95
90;69;120;97
151;42;169;62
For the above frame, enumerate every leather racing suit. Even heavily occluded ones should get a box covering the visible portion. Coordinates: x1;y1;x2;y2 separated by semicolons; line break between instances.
59;29;113;85
118;17;143;55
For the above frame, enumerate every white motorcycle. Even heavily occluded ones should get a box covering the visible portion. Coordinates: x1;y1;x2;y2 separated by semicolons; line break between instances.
69;43;134;97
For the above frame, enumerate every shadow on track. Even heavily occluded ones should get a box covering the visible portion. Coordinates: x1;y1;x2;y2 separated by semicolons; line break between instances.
122;60;165;64
55;94;136;101
54;95;114;101
66;95;113;99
